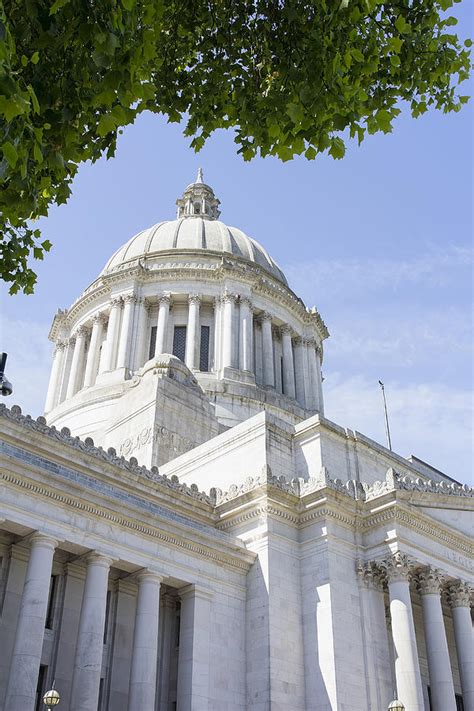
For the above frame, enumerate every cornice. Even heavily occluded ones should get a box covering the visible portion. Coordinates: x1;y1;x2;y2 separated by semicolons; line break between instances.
0;470;253;572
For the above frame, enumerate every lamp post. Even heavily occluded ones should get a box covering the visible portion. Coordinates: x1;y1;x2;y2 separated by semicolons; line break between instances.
43;686;61;710
388;700;405;711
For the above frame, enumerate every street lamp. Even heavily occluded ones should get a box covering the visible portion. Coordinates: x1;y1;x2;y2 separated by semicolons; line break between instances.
43;686;60;710
388;700;405;711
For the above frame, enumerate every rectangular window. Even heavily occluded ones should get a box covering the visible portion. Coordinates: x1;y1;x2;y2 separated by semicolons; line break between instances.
173;326;187;363
45;575;58;629
200;325;210;372
148;325;157;360
103;589;111;644
35;665;47;711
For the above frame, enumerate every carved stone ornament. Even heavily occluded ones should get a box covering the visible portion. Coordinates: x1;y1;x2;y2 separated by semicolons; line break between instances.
446;580;472;608
92;312;107;325
292;336;303;346
280;324;292;336
239;296;253;309
356;560;386;591
261;311;273;322
54;340;67;352
380;552;415;583
221;292;237;304
415;566;443;595
74;325;88;339
110;296;123;308
123;293;137;304
158;294;172;306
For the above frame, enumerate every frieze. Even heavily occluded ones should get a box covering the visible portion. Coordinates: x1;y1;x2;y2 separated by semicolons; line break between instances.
119;425;195;461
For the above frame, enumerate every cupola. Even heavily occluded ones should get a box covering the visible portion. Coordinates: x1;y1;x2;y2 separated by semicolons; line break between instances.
175;168;221;219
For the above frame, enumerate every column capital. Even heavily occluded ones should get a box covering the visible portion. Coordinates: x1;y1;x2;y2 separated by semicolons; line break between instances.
292;335;303;346
280;323;293;336
380;551;415;583
415;566;443;595
221;292;237;304
159;293;172;306
123;292;137;305
162;592;177;609
73;325;88;339
356;560;386;591
239;296;253;308
446;580;472;608
30;531;59;551
92;312;107;325
261;311;273;322
188;293;201;305
84;551;114;569
110;296;123;308
54;339;67;353
136;569;164;585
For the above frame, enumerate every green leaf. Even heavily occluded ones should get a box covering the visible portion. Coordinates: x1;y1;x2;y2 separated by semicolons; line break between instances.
395;15;410;34
329;137;345;159
31;51;40;64
49;0;70;14
27;85;40;113
97;114;117;137
1;141;18;167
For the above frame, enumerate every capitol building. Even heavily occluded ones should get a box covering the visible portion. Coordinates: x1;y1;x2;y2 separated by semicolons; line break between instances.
0;171;472;711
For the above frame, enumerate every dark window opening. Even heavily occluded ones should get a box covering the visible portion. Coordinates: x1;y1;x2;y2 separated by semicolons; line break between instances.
45;575;57;629
200;325;210;372
428;687;464;711
98;678;105;711
194;202;201;214
280;356;284;394
149;325;157;360
35;665;47;711
175;600;181;648
173;326;187;363
103;590;111;644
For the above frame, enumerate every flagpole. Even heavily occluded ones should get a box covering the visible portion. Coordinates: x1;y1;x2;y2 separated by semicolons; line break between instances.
378;380;392;451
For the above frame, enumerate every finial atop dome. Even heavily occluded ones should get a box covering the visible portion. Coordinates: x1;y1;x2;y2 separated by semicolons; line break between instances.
176;170;221;220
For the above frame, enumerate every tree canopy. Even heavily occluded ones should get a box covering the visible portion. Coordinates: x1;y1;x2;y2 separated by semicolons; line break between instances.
0;0;471;294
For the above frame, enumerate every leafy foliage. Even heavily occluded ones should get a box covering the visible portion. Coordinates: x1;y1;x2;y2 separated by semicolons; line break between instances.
0;0;471;293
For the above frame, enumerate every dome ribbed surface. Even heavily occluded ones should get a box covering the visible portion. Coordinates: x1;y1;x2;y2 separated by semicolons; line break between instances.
101;217;287;285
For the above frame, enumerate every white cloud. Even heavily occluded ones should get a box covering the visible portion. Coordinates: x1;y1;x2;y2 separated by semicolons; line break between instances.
324;372;473;485
284;244;472;300
1;317;52;418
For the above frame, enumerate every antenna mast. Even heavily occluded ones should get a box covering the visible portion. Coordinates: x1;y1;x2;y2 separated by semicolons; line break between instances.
378;380;392;451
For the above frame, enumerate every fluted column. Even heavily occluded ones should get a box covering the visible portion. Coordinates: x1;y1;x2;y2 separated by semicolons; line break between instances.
5;533;58;710
447;581;474;711
101;297;122;372
70;553;113;711
155;294;171;357
66;326;87;398
293;337;306;407
383;553;424;711
133;298;149;369
158;594;177;710
128;571;163;711
302;338;313;408
58;337;75;403
45;340;66;411
222;293;236;369
185;294;201;370
177;585;213;711
116;293;137;370
416;567;456;711
261;312;274;387
281;325;296;398
84;314;105;387
239;297;253;371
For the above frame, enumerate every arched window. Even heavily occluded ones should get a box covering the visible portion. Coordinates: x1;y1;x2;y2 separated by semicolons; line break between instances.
194;202;201;214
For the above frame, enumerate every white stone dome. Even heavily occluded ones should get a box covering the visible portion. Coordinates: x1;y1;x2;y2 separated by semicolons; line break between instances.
100;170;288;285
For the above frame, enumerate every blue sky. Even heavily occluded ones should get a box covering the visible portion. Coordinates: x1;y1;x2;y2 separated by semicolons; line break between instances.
1;4;472;483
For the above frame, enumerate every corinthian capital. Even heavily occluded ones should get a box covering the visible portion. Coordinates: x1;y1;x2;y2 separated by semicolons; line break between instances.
221;292;237;304
416;566;443;595
261;311;272;322
110;296;123;308
123;292;137;305
446;580;472;608
380;552;415;583
356;560;386;591
159;293;172;306
92;312;106;325
188;293;201;305
74;325;88;339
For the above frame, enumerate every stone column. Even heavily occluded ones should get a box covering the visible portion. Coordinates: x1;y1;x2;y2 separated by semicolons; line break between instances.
185;294;201;370
315;346;325;415
101;297;122;372
417;567;456;711
213;296;221;371
4;533;58;711
239;297;253;372
448;581;474;711
307;339;321;412
70;553;113;711
293;337;306;407
261;312;274;387
84;314;105;387
128;571;162;711
133;298;149;369
116;293;137;369
155;294;171;357
356;561;392;710
302;339;313;409
45;340;66;412
383;553;424;711
66;326;87;398
177;585;213;711
222;293;236;369
281;325;296;398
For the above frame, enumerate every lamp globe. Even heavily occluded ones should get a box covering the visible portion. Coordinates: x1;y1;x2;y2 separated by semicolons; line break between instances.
388;700;405;711
43;688;61;707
